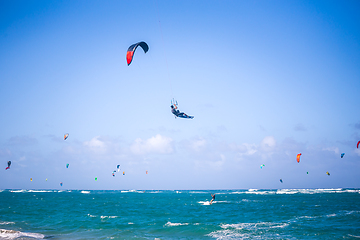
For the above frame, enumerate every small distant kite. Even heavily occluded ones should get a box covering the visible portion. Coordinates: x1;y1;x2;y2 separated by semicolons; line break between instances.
66;164;69;168
326;171;330;176
126;41;149;65
296;153;302;163
60;182;63;186
30;178;33;181
95;177;98;181
307;171;309;174
112;171;116;177
146;170;148;174
117;165;120;172
64;133;69;140
341;153;345;158
280;179;283;183
123;171;125;175
5;161;11;170
260;164;265;169
357;141;360;148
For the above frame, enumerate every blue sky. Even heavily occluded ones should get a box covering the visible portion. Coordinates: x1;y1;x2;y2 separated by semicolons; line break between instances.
1;0;359;190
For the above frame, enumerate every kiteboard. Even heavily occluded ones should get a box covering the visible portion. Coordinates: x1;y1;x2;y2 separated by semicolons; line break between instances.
199;201;214;205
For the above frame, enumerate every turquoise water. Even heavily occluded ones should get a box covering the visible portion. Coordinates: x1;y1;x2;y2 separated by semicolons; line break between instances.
0;189;359;239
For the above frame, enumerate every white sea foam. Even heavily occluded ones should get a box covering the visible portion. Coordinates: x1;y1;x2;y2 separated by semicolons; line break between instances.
81;191;90;194
208;222;291;239
10;190;26;193
221;221;289;231
248;190;275;195
227;188;359;195
165;221;189;227
348;234;360;238
100;216;117;219
207;229;245;239
0;229;45;239
121;190;144;193
0;222;15;225
28;190;52;193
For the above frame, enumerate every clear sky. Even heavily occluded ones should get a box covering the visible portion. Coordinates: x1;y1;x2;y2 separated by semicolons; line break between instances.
1;0;359;190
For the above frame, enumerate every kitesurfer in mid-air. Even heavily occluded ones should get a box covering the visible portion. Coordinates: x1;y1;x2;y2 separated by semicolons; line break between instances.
210;193;215;205
170;100;194;119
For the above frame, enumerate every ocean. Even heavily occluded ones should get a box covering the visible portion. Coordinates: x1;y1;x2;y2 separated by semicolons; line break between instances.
0;189;359;239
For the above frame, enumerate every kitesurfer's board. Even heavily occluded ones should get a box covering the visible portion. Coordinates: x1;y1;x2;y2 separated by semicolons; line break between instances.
199;201;214;205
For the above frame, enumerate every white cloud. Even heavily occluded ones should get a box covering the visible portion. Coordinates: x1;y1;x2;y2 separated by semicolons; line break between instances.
322;147;339;154
355;148;360;156
130;134;173;155
294;123;307;131
194;153;226;171
231;143;258;157
261;136;276;151
191;138;206;152
84;136;107;154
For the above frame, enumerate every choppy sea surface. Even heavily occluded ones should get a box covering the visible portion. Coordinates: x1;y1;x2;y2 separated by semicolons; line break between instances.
0;188;359;239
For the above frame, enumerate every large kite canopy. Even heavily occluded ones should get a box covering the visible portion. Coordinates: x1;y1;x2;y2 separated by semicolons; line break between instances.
296;153;302;163
126;41;149;65
357;141;360;148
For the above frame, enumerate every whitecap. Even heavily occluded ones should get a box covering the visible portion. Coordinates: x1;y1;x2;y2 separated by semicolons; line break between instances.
164;221;189;227
100;216;117;219
81;191;90;194
0;222;15;225
207;229;247;239
221;221;289;231
0;229;45;239
28;190;52;193
10;190;26;193
348;234;360;238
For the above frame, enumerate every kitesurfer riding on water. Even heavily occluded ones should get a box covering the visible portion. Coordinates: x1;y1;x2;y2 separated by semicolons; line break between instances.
210;193;215;205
